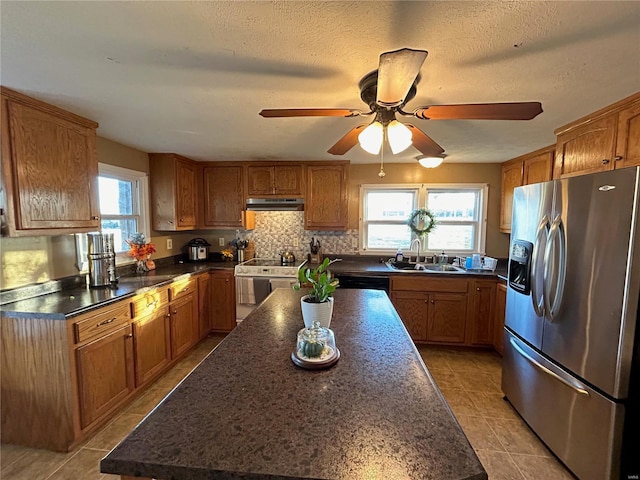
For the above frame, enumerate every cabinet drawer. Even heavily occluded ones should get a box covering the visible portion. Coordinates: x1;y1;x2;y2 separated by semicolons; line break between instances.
390;276;468;293
131;289;169;319
169;277;197;302
74;303;131;344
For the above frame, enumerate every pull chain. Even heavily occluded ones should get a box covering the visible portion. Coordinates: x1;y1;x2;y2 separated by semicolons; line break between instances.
378;129;386;178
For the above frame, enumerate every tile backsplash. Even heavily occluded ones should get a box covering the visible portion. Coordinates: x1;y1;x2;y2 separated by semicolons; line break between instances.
244;211;358;259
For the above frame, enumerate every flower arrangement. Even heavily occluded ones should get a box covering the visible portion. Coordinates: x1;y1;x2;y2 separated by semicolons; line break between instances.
126;233;156;261
221;249;235;261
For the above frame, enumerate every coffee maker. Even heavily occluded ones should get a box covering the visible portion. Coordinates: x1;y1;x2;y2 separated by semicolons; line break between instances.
87;232;117;287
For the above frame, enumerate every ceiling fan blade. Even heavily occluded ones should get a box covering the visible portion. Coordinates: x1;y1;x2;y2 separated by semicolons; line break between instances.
376;48;428;108
405;124;445;156
412;102;543;120
327;124;368;155
259;108;362;118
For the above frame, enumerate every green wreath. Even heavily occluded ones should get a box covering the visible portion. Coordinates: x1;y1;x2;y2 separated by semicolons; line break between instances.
407;208;437;237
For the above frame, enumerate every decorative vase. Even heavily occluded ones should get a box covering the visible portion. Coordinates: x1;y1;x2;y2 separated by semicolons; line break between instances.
300;295;334;328
136;259;149;274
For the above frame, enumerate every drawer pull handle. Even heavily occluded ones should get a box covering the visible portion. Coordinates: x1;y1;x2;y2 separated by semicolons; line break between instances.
173;310;178;315
181;287;189;293
97;317;117;327
126;333;133;338
615;155;623;161
147;300;158;309
602;159;610;165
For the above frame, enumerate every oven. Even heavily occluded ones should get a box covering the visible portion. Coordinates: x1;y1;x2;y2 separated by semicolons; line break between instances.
234;258;307;324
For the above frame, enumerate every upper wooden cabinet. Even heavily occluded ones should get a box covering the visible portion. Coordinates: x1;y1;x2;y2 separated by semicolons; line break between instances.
247;164;304;197
305;163;349;231
148;153;197;231
500;145;554;233
202;164;254;229
554;91;640;178
0;87;100;237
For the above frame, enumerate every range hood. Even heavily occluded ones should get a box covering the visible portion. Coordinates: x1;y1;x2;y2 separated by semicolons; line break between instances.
246;198;304;211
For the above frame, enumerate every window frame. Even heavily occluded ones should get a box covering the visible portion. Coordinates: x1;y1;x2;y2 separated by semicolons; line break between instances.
359;183;488;257
75;164;150;272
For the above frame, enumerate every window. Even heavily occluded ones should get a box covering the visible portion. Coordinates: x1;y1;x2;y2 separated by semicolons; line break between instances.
360;183;487;256
76;164;149;271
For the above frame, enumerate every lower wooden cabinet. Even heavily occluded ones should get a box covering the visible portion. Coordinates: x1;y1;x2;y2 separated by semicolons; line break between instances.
494;282;507;355
467;280;496;346
169;292;199;359
211;269;236;332
132;307;171;387
76;324;135;429
428;293;468;344
390;291;429;341
198;273;212;339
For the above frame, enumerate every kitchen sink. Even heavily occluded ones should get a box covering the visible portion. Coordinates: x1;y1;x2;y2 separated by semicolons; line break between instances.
386;261;463;273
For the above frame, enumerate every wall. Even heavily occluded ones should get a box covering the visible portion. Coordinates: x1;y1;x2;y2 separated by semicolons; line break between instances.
348;162;508;259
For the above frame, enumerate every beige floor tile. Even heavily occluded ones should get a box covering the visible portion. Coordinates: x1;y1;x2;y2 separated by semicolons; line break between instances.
510;454;575;480
455;415;506;452
456;371;503;393
1;444;29;470
0;447;74;480
84;414;145;451
47;448;108;480
470;392;519;419
445;355;485;373
430;370;465;389
422;355;454;373
439;387;478;417
153;366;192;390
124;386;173;416
475;450;525;480
486;417;552;457
100;474;121;480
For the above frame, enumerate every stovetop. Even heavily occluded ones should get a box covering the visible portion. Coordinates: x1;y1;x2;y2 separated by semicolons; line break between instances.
235;258;306;277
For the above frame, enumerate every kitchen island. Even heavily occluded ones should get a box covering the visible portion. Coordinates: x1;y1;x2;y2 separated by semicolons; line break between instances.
101;288;486;480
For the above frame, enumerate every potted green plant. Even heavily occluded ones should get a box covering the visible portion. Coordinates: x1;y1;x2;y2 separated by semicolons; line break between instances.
293;257;340;328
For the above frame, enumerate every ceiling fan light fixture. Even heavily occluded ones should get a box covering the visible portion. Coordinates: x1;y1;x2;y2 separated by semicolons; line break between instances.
417;155;445;168
387;120;412;154
358;121;383;154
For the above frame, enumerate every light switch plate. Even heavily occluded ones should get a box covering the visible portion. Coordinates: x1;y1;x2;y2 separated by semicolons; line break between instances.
166;238;173;250
293;238;299;247
352;237;358;248
219;237;225;246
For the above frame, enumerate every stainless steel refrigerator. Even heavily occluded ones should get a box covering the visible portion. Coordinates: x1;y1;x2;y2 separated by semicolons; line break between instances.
503;167;640;480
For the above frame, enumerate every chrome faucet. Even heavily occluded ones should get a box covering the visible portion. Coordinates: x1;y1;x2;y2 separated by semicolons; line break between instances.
410;238;422;263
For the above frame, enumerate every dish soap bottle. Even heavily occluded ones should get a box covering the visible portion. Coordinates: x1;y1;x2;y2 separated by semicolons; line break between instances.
395;248;404;262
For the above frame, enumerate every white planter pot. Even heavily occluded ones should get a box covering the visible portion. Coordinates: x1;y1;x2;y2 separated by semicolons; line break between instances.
300;295;334;328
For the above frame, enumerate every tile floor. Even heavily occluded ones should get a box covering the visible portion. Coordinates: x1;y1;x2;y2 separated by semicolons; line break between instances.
1;337;575;479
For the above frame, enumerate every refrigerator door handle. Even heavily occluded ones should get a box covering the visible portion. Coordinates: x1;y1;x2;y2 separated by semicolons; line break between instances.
510;337;590;397
543;215;566;322
531;215;550;317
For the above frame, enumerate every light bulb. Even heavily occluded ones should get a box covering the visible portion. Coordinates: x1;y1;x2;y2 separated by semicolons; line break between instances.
358;121;383;154
387;120;412;154
417;156;444;168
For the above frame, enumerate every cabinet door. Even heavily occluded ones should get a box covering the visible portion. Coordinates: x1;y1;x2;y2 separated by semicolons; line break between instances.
499;161;523;233
198;273;212;339
468;280;496;346
390;291;429;342
132;308;171;387
554;114;617;178
427;293;467;344
203;166;245;228
274;165;304;196
305;165;348;230
169;293;198;359
211;270;236;332
615;101;640;169
523;150;553;185
176;159;197;228
6;100;100;231
494;283;507;355
76;324;134;429
247;166;274;195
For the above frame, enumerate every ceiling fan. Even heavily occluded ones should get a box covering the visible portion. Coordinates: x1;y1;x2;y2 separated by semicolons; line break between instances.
259;48;543;157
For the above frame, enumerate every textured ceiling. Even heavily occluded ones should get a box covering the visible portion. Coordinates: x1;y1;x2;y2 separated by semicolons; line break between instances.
1;1;639;164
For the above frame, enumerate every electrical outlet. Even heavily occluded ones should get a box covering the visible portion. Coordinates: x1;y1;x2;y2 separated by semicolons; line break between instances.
293;238;299;247
352;237;358;248
219;237;225;246
166;238;173;250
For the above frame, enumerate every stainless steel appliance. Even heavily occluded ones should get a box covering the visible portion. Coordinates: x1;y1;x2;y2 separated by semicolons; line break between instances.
503;167;640;480
234;258;306;323
246;198;304;211
87;232;117;287
187;238;211;262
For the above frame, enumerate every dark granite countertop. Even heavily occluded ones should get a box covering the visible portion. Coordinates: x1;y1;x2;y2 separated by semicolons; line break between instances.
0;261;235;320
101;289;487;480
